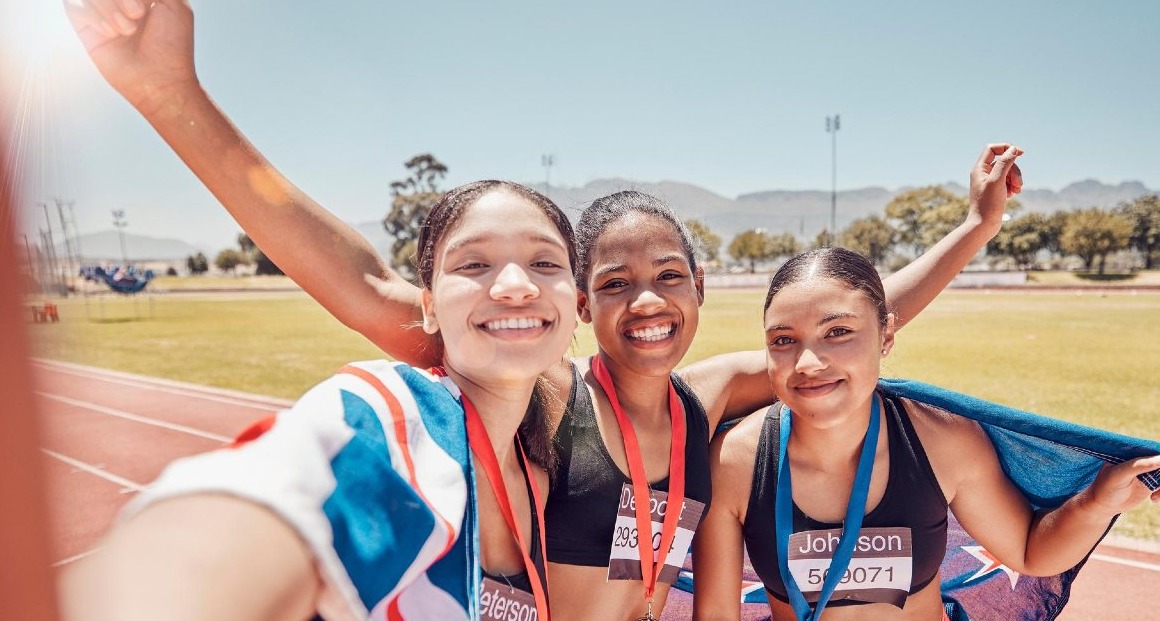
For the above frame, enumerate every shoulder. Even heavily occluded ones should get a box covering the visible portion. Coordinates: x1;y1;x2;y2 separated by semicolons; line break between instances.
307;360;459;410
899;396;997;498
677;350;765;400
708;407;769;519
541;357;579;436
902;396;991;451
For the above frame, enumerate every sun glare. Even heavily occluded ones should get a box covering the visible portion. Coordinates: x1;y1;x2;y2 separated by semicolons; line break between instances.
2;0;84;72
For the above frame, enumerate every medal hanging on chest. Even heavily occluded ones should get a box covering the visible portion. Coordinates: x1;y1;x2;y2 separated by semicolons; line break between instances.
633;598;657;621
774;397;881;621
464;396;550;621
590;355;686;621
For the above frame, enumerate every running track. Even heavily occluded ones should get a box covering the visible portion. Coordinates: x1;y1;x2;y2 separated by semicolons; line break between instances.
35;359;1160;620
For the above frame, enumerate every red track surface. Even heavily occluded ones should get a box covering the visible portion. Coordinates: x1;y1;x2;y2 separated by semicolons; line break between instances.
36;360;1160;619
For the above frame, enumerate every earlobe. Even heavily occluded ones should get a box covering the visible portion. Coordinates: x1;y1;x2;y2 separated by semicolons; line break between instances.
881;312;897;356
577;288;593;324
421;290;439;335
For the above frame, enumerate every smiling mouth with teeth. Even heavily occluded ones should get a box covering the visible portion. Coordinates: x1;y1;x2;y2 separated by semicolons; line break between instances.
626;323;676;342
483;317;546;331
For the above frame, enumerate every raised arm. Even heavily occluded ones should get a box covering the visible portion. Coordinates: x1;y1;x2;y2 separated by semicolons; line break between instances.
883;143;1023;328
60;495;319;621
682;143;1025;429
65;0;440;366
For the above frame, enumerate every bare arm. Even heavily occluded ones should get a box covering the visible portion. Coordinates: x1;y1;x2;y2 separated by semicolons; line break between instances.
1019;456;1160;574
679;350;772;433
60;495;319;621
65;0;439;366
681;144;1025;427
692;418;762;621
920;404;1160;576
883;143;1023;328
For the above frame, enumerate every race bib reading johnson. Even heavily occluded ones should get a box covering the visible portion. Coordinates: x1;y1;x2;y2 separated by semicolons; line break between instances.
607;483;707;583
479;577;539;621
786;526;913;608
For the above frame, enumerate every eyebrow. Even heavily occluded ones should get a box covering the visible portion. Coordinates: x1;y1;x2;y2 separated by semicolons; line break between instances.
765;311;859;333
592;253;687;281
443;232;566;255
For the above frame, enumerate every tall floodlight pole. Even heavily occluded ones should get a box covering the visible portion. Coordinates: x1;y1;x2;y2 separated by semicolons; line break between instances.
826;114;840;243
541;154;555;189
112;209;129;265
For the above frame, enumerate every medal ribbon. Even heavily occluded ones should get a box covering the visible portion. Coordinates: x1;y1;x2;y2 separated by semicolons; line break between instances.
463;396;550;621
774;396;881;621
590;354;687;605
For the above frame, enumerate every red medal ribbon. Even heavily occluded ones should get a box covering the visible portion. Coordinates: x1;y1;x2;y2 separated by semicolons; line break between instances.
463;395;550;621
590;354;687;604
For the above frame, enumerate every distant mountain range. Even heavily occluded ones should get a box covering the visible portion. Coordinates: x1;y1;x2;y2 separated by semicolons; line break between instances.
61;179;1154;262
526;178;1154;245
51;230;210;263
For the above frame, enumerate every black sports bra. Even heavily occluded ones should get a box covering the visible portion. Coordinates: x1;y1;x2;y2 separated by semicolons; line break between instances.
545;360;712;566
742;394;948;605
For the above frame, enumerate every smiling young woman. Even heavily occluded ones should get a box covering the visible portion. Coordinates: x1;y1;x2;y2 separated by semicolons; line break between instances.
693;248;1160;621
59;180;580;621
63;1;1027;619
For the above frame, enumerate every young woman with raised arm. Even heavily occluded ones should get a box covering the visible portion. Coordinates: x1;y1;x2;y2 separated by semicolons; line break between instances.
62;180;580;621
692;248;1160;621
65;2;1022;619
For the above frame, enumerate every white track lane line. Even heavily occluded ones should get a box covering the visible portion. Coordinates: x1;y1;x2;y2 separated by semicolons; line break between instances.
38;393;232;443
1089;553;1160;573
42;449;146;492
52;548;100;568
33;361;291;411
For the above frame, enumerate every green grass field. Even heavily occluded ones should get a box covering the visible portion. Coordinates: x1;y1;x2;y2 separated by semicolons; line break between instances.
29;289;1160;539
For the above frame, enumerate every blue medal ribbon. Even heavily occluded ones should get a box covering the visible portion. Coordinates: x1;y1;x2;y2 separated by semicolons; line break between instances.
774;396;881;621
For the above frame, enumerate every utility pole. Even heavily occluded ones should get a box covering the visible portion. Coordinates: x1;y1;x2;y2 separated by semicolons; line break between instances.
541;154;555;190
825;114;840;244
112;209;129;266
39;202;61;293
22;234;36;290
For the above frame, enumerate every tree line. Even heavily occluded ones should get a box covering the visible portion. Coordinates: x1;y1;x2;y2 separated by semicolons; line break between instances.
184;234;285;276
190;153;1158;279
716;189;1159;275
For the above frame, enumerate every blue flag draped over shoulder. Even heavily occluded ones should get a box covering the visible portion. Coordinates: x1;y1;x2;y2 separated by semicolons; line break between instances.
665;379;1160;621
880;379;1160;621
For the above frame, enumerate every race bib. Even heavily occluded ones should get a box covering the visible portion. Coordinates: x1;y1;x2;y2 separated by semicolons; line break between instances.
607;483;706;583
479;577;540;621
786;527;913;608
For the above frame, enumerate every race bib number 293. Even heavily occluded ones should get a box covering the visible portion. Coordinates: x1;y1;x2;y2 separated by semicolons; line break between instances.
606;483;706;584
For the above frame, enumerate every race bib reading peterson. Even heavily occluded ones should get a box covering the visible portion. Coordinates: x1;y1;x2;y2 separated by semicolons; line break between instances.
607;483;707;583
479;577;539;621
786;526;913;608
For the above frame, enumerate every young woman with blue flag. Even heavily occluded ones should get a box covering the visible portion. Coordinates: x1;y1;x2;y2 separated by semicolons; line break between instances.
57;176;581;621
62;2;1026;620
692;247;1160;621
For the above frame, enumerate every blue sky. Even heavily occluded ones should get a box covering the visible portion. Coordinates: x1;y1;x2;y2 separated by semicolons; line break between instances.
4;1;1159;249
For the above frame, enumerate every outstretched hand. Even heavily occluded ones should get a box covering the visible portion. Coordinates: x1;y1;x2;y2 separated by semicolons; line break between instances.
1084;455;1160;517
968;143;1024;227
63;0;197;112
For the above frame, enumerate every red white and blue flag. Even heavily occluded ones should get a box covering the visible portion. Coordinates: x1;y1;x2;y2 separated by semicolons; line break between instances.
126;360;481;621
